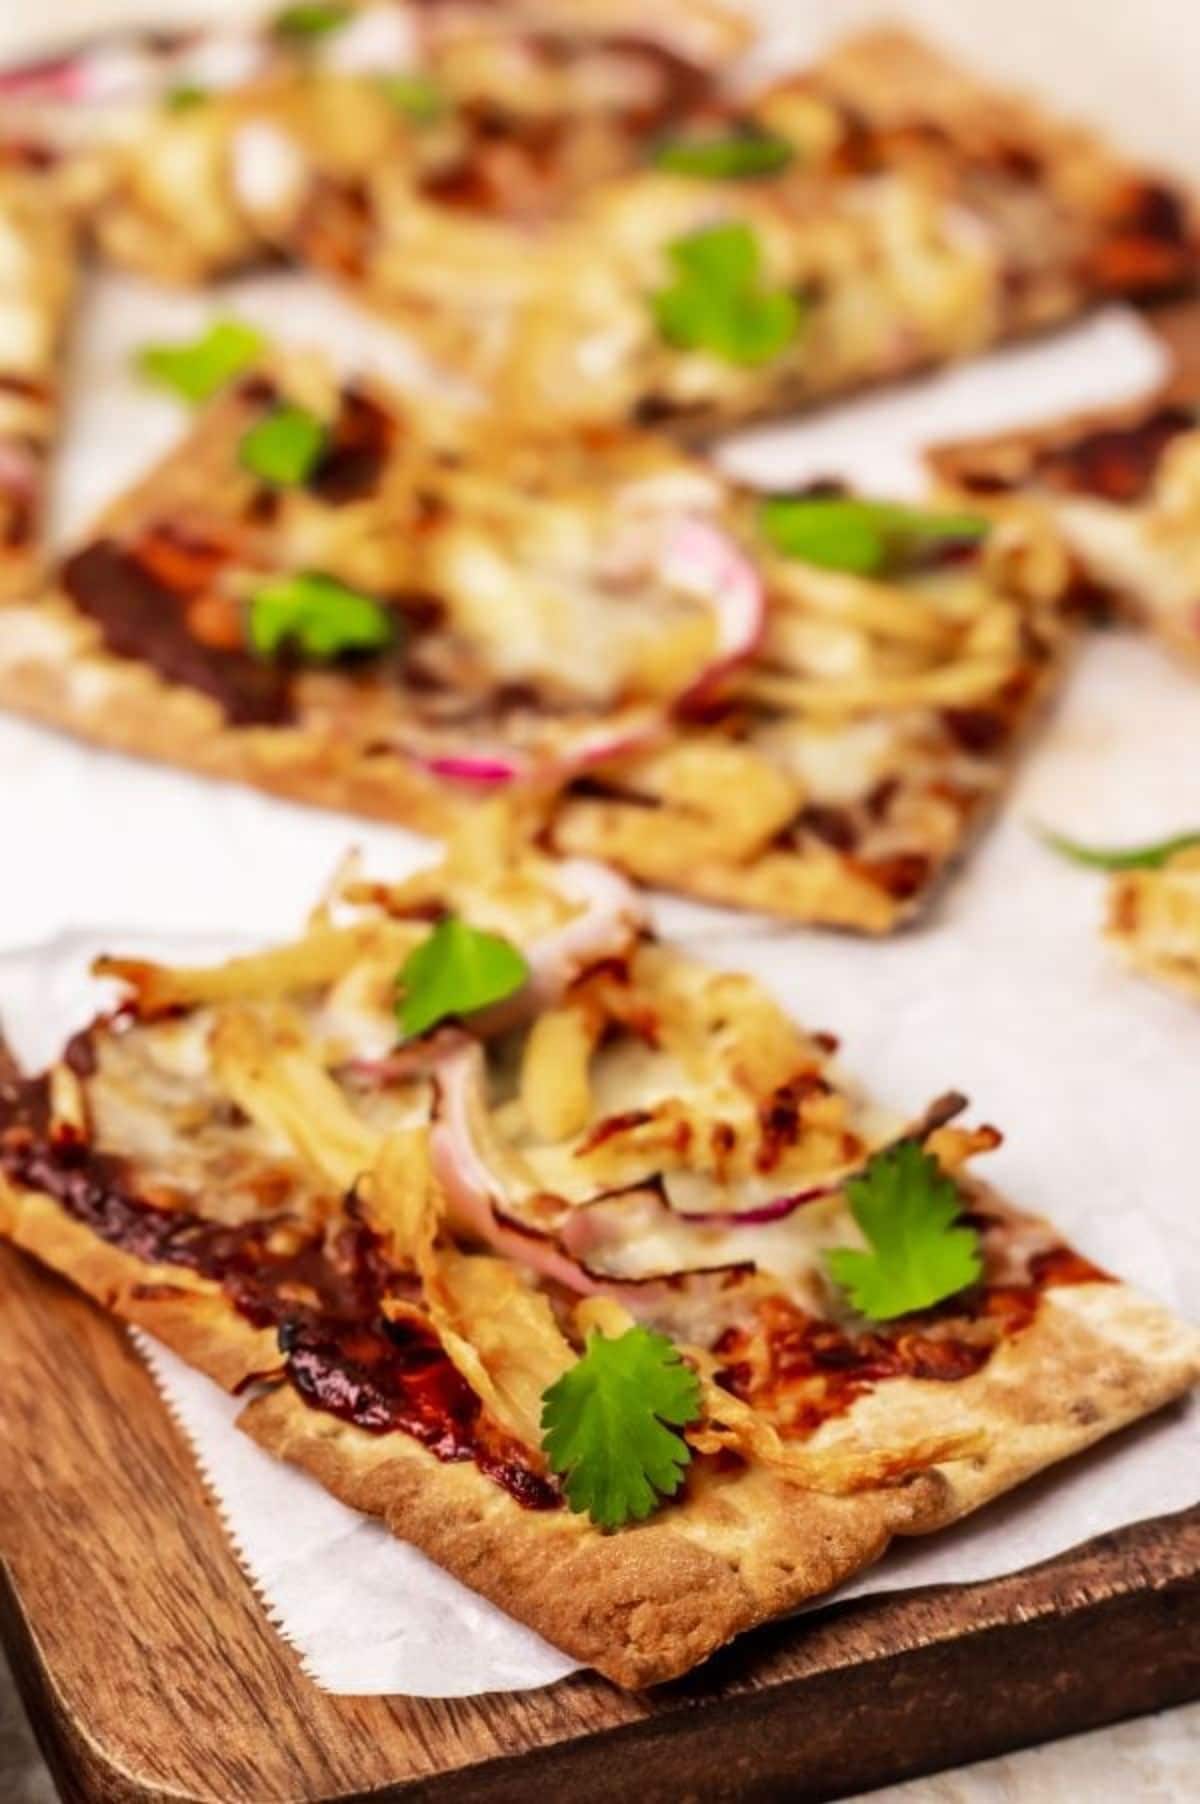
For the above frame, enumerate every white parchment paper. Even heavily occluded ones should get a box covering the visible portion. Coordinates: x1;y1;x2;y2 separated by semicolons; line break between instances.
1;150;1198;1690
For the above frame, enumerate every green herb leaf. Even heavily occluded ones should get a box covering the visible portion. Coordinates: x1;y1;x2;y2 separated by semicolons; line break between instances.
273;2;348;40
396;917;529;1039
135;318;265;405
1039;827;1200;871
826;1140;982;1322
163;83;208;113
652;221;801;367
652;128;793;181
248;571;394;662
541;1326;701;1530
239;404;327;486
754;497;988;573
759;496;990;575
378;72;449;124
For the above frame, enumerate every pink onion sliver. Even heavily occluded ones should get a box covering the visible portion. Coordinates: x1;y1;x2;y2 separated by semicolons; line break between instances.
527;858;644;996
420;752;525;785
430;1043;753;1316
430;1041;615;1297
0;56;85;101
675;1184;836;1227
661;516;767;705
550;713;665;776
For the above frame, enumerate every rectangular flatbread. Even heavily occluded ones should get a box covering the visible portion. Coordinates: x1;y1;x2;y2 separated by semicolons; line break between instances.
275;26;1198;434
0;0;745;286
0;350;1084;928
0;140;78;601
2;816;1196;1687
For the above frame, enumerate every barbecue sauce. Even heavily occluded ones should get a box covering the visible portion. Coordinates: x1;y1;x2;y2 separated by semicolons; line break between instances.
0;1073;558;1509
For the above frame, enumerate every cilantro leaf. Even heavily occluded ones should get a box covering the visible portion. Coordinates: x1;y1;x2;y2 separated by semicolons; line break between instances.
652;221;801;367
759;497;990;576
379;72;449;124
239;404;327;487
1039;826;1200;871
135;318;265;405
163;83;208;113
652;128;793;181
826;1140;982;1322
541;1327;701;1530
396;917;529;1039
273;2;348;39
248;572;394;662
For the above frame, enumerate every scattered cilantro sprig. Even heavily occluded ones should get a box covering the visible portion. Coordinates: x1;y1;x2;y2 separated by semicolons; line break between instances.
826;1140;982;1322
163;83;208;113
652;221;801;367
652;127;794;182
135;318;265;405
396;917;529;1039
239;403;327;486
273;2;349;40
379;72;449;125
248;572;394;662
759;496;990;576
541;1326;702;1530
1039;827;1200;872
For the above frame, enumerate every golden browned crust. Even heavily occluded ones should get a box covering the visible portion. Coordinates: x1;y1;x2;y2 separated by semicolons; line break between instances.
0;1172;279;1391
0;595;474;837
239;1378;948;1688
239;1275;1199;1686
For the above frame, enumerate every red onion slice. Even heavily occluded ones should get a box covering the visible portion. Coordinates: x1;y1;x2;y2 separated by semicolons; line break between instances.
662;516;767;708
418;750;526;786
673;1183;838;1227
430;1042;754;1321
406;708;663;790
0;54;88;102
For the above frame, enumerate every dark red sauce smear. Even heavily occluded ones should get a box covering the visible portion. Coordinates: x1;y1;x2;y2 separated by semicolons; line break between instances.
1032;405;1198;505
713;1231;1110;1436
0;1073;558;1509
62;537;294;727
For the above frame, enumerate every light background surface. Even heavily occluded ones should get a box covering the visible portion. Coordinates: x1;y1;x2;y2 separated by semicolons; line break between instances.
2;2;1199;1796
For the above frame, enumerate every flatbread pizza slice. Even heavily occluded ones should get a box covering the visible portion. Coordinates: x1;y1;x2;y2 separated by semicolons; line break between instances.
289;26;1196;433
0;0;745;288
0;351;772;839
0;338;1091;925
931;392;1200;673
3;816;1196;1687
0;344;1085;926
0;139;79;601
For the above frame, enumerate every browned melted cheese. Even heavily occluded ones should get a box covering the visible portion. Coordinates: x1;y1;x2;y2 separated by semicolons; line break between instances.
713;1216;1109;1437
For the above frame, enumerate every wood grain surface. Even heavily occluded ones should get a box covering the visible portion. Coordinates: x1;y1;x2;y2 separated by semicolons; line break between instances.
2;1242;1197;1804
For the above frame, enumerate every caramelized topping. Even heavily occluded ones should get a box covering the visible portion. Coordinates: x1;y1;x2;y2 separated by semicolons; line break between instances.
62;538;294;726
0;1076;558;1509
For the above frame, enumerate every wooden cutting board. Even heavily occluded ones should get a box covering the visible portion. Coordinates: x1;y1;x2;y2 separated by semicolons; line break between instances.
2;1242;1197;1804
